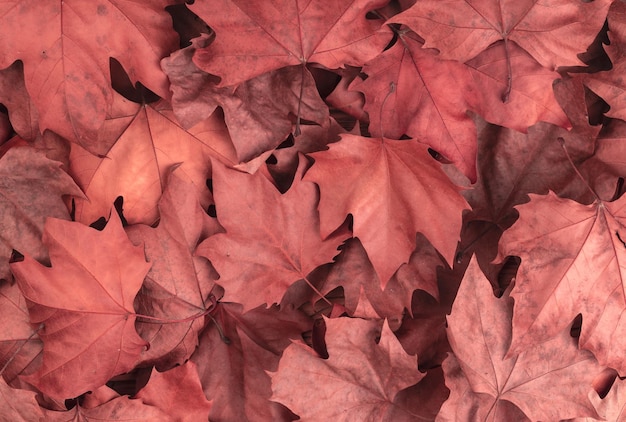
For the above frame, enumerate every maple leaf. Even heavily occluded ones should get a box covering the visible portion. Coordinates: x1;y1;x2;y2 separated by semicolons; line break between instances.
192;303;311;421
0;0;179;152
0;147;83;281
10;212;150;400
196;156;349;311
351;31;479;181
42;385;171;421
70;96;235;225
270;317;424;421
585;1;626;121
497;191;626;373
135;361;212;421
390;0;612;68
127;170;221;369
162;34;330;164
305;133;469;285
189;0;392;87
438;256;601;421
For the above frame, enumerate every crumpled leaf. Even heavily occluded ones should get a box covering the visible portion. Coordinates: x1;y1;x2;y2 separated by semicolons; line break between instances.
0;378;43;421
271;317;424;421
162;34;330;165
192;303;311;422
10;212;150;400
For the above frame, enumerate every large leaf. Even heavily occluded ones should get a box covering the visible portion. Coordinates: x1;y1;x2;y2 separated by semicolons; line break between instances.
10;212;150;400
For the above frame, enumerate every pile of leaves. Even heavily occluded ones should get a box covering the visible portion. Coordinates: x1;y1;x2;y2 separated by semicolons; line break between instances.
3;0;626;420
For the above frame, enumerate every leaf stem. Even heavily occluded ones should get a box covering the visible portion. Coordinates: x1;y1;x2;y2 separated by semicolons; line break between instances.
502;37;512;103
303;275;333;307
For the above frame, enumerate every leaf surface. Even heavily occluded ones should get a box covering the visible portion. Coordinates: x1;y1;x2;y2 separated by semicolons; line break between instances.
0;0;179;152
0;147;83;281
190;0;392;86
305;134;468;284
391;0;612;68
271;317;424;421
197;156;348;311
438;256;601;421
10;212;150;400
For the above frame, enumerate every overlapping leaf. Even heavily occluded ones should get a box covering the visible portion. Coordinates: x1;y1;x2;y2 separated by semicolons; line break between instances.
10;212;150;400
305;134;468;285
189;0;392;86
197;156;349;311
498;191;626;373
0;0;179;152
438;257;601;421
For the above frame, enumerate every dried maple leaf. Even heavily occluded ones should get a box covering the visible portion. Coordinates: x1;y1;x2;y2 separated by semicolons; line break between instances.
585;1;626;121
0;147;83;281
127;171;221;369
135;361;212;421
351;31;479;181
196;156;349;311
70;98;235;225
192;303;311;422
270;317;424;421
42;385;171;421
390;0;612;68
10;212;150;400
497;191;626;373
0;0;179;153
162;34;329;164
305;134;468;285
189;0;392;86
438;256;601;421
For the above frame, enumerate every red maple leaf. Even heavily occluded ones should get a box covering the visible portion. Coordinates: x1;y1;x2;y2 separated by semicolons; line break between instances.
197;156;349;311
439;256;601;420
192;303;311;421
305;134;468;285
135;361;212;421
10;212;150;400
0;0;179;152
390;0;612;68
0;147;83;282
585;1;626;121
270;317;424;420
498;191;626;373
189;0;392;86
